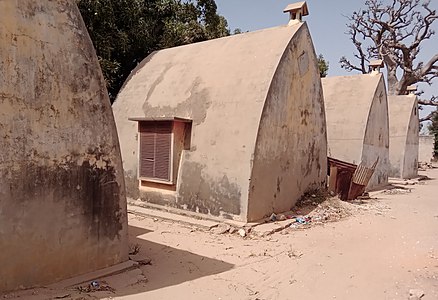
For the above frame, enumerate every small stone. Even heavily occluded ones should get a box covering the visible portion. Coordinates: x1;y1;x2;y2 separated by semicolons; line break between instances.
129;254;152;265
213;224;231;234
229;227;237;234
269;213;277;221
238;228;246;237
277;214;287;221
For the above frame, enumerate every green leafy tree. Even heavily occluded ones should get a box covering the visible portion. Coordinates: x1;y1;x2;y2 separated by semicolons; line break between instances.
317;54;329;78
429;108;438;158
77;0;229;102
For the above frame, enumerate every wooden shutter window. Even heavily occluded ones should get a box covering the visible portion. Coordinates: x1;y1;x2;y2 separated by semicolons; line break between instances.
139;121;172;181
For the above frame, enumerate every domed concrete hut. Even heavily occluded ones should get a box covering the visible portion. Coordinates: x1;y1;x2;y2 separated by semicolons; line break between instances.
321;67;390;190
113;2;327;222
388;89;419;179
419;135;435;164
0;0;128;292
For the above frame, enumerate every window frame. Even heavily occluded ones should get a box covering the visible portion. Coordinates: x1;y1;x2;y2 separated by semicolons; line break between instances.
129;117;192;187
137;121;174;185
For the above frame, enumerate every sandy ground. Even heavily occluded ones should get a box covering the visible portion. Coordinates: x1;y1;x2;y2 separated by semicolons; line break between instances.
3;169;438;300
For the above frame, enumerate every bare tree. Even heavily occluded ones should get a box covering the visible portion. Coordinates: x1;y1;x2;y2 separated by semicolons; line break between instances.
340;0;438;121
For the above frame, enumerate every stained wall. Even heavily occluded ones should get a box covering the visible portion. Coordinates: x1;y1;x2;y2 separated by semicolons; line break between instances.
0;0;128;291
388;95;419;178
419;135;435;163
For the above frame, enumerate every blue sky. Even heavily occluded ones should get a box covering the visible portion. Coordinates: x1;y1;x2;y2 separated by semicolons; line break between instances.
215;0;438;121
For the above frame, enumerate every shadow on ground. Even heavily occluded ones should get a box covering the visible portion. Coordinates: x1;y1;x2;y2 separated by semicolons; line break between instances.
90;224;234;298
0;225;234;300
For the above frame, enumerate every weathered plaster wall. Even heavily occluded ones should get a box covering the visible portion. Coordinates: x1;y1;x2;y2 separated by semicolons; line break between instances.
388;95;419;179
322;74;389;190
113;23;304;221
419;135;435;163
247;24;327;221
362;77;390;188
0;1;128;292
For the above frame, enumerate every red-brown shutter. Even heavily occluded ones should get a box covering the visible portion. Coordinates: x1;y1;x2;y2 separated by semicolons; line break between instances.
139;123;155;178
139;121;172;181
154;122;172;180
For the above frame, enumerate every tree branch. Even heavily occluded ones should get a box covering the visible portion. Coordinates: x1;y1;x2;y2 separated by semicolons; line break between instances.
342;0;438;96
420;53;438;77
418;95;438;106
420;110;437;122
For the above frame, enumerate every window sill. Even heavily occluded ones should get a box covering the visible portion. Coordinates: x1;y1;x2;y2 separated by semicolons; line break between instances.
139;177;174;186
139;178;176;192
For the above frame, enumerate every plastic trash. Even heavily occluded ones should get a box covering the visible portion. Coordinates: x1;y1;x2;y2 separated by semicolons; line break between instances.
296;217;307;224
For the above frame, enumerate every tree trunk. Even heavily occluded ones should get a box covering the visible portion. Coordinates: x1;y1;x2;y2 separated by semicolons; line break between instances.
386;66;400;95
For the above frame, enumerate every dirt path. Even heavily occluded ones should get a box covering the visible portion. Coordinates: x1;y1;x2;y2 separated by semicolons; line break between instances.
4;169;438;300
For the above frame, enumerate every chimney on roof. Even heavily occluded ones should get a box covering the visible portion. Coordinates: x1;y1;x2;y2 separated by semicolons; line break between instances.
369;59;384;74
406;85;417;95
283;2;309;25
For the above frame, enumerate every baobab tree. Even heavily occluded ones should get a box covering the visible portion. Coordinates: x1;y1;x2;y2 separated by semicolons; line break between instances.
340;0;438;121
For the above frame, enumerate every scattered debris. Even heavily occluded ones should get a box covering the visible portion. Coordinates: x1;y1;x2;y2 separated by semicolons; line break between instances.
357;192;371;200
384;188;412;195
76;280;115;293
129;254;152;266
295;217;310;224
296;188;328;207
54;294;71;299
253;196;358;235
306;198;352;224
269;213;277;222
417;175;431;181
409;289;425;299
252;194;390;236
212;223;231;234
129;243;141;255
246;287;259;296
277;214;287;221
418;162;433;170
287;248;303;259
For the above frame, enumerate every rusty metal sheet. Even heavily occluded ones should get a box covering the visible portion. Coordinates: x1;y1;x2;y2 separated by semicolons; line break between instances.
327;157;357;200
328;157;379;201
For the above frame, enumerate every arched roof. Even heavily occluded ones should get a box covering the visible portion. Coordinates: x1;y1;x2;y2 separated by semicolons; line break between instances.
388;95;418;138
322;73;385;143
113;22;305;176
115;23;302;113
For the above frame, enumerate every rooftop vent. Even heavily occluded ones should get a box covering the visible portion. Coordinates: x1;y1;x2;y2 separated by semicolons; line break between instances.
369;59;384;74
406;85;417;95
284;2;309;25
